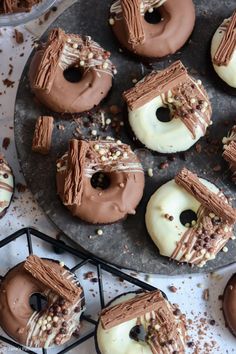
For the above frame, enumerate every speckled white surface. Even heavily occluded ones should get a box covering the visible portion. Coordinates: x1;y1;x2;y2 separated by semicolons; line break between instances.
0;1;235;353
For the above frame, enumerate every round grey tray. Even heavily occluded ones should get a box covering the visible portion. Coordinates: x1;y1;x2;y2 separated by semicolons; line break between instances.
15;0;236;274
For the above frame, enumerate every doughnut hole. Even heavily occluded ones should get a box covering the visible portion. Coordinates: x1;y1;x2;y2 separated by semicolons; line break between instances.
180;209;197;228
91;172;111;190
129;324;146;342
144;8;163;24
29;293;48;311
155;106;172;123
63;66;83;83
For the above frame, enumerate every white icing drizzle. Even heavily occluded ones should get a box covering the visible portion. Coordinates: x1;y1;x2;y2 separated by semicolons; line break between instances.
110;0;167;19
161;76;211;135
25;268;85;348
57;140;144;177
0;157;14;216
58;154;143;175
59;34;114;77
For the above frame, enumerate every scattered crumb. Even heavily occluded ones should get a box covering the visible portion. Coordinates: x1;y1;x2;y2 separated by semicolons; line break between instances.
203;288;209;301
2;137;10;150
169;285;177;293
16;183;27;193
14;29;24;44
2;78;14;88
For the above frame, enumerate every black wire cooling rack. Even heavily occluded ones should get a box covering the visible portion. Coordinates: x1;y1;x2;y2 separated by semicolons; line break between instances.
0;227;158;354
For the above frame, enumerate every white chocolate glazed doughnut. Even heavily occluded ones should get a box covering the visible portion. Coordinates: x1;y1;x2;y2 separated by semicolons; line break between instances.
123;61;212;154
128;94;204;153
0;155;14;219
96;291;187;354
145;169;236;267
211;12;236;88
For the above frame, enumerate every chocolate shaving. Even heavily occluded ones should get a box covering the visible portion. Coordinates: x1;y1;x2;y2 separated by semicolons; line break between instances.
33;28;66;93
24;255;81;302
121;0;145;47
100;290;164;330
175;168;236;224
63;139;88;206
214;11;236;66
2;137;10;150
3;78;14;87
123;60;187;110
32;116;54;155
14;29;24;44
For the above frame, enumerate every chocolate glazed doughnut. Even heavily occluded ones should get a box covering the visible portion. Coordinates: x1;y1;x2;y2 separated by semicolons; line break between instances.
56;139;145;224
29;28;116;113
0;256;85;348
109;0;195;59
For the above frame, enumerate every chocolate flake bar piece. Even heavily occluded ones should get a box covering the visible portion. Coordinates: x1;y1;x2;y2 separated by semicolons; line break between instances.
123;60;187;111
214;11;236;66
63;139;88;206
223;141;236;165
175;168;236;224
24;255;81;302
32;116;54;155
33;28;66;93
100;290;164;330
121;0;145;47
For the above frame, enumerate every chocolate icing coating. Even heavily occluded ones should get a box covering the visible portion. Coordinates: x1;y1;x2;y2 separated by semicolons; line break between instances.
29;29;114;113
223;274;236;337
56;139;145;224
110;0;196;59
0;259;84;348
